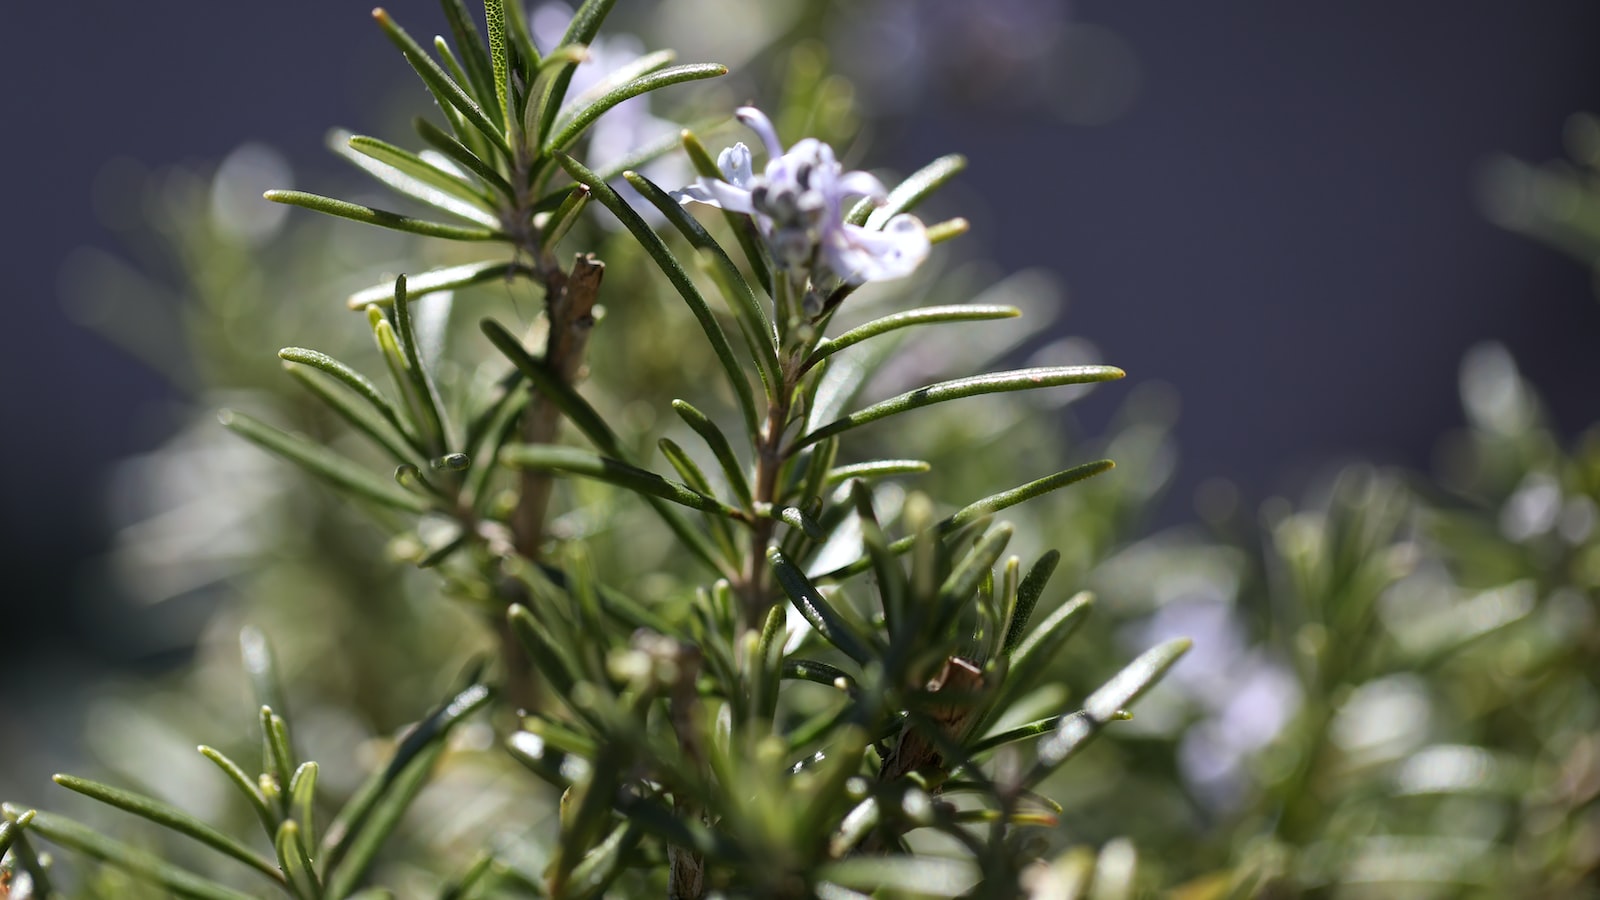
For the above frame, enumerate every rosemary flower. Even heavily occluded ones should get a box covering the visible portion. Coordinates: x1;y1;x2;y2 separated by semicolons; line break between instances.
676;106;929;285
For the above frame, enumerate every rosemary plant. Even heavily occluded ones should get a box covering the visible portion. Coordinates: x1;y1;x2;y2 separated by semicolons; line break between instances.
3;1;1185;897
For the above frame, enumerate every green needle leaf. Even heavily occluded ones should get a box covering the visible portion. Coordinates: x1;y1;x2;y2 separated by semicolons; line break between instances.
49;775;282;885
545;64;728;154
481;0;511;132
11;807;259;900
934;524;1013;635
1001;551;1060;658
348;260;515;310
278;348;422;453
803;305;1019;371
826;459;931;485
330;131;500;227
0;811;23;858
534;0;619;147
558;152;760;436
671;399;753;508
413;117;518;198
289;762;319;851
947;460;1117;530
219;409;432;513
439;0;499;120
627;172;780;393
274;820;321;900
659;437;740;562
1028;638;1191;785
797;366;1125;448
983;591;1094;728
483;318;729;575
507;604;584;698
389;275;453;453
197;746;276;837
480;318;621;456
966;712;1095;757
346;132;496;204
557;49;674;120
265;190;501;241
371;8;509;155
322;683;493;879
782;658;857;692
820;857;978;898
819;462;1114;582
854;153;967;229
768;547;876;664
283;366;420;466
501;444;741;517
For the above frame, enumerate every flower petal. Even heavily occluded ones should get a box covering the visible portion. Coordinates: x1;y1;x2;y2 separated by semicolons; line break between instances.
671;183;720;206
707;180;756;214
735;106;785;159
717;142;754;188
825;215;930;283
835;170;887;204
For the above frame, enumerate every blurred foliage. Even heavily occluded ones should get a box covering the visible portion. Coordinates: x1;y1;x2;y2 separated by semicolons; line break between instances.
6;2;1600;899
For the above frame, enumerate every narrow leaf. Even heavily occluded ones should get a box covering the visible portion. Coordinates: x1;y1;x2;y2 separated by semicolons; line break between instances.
672;399;753;507
627;172;780;392
534;0;620;146
265;190;501;241
15;808;259;900
798;366;1125;448
322;683;493;873
50;775;282;884
768;547;876;664
967;712;1092;757
322;741;446;899
346;132;496;208
390;275;453;453
804;305;1018;371
860;154;967;229
351;261;515;311
683;128;773;294
826;459;930;485
501;444;741;517
197;746;276;837
1029;639;1191;783
371;8;509;155
481;0;511;131
290;762;319;851
820;857;978;898
1001;551;1060;658
658;438;740;562
278;348;421;452
330;131;499;227
414;117;517;197
219;409;432;513
782;658;857;692
274;820;321;900
507;604;582;698
558;153;760;436
440;0;499;121
545;64;728;153
947;460;1116;530
480;318;621;455
819;462;1113;582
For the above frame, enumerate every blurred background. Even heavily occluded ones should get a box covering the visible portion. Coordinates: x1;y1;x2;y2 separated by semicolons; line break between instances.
6;0;1600;890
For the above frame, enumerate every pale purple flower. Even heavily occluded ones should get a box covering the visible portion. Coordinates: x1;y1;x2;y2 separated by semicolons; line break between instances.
675;107;930;285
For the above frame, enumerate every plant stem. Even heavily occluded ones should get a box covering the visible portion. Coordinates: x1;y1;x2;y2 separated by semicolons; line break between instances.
739;362;795;627
498;253;604;711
